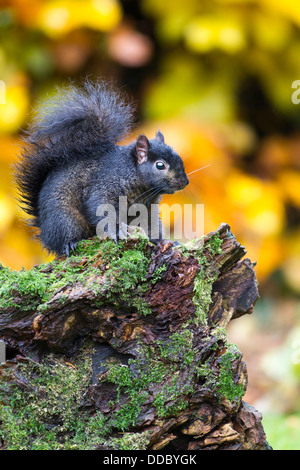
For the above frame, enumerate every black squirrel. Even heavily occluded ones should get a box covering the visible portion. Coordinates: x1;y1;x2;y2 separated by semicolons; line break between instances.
15;80;189;256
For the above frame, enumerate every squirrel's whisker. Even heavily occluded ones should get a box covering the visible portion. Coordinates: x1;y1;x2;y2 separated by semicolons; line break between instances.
132;185;161;204
187;164;211;176
144;187;163;205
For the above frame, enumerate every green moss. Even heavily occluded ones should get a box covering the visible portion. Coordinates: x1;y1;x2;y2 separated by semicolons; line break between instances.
157;328;196;367
206;233;223;257
0;344;102;450
68;411;112;450
0;342;154;450
60;237;157;316
153;372;193;417
106;351;168;430
191;233;223;325
197;341;245;406
193;267;216;325
216;349;245;404
109;431;151;450
102;247;152;316
177;233;224;326
105;330;199;425
0;333;245;449
0;231;223;322
150;264;167;283
0;237;155;316
211;326;228;342
0;266;55;310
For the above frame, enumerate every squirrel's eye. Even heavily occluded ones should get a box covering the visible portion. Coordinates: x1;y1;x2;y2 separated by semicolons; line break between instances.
156;161;166;170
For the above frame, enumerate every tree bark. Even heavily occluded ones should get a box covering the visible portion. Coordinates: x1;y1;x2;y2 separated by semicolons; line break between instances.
0;224;271;450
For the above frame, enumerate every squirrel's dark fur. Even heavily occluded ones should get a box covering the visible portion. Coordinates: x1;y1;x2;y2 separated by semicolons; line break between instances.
15;80;189;256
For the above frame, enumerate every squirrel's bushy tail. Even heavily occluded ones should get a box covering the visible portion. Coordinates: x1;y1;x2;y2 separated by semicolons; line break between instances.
26;80;134;146
15;80;135;221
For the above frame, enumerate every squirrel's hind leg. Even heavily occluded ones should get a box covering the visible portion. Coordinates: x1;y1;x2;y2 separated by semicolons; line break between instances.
38;196;93;256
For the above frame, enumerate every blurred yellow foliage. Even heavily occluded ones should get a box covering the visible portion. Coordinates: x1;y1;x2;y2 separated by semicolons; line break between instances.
226;171;285;237
261;0;300;27
0;191;15;231
184;16;246;54
281;230;300;292
0;83;30;134
278;171;300;208
36;0;122;37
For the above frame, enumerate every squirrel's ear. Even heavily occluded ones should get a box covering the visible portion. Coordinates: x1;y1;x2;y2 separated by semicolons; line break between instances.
155;130;165;143
136;135;149;164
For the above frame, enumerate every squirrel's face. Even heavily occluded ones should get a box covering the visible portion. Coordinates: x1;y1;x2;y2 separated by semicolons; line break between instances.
135;132;189;195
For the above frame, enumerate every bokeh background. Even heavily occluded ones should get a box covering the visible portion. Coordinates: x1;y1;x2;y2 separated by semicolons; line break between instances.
0;0;300;449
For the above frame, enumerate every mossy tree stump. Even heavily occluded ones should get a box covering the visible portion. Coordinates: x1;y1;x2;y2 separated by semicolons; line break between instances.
0;224;271;450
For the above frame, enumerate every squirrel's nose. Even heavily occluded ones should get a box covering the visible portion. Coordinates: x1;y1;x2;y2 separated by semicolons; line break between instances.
181;174;189;188
178;175;189;190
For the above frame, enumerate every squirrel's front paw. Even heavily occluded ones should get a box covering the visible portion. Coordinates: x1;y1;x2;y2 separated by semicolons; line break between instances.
64;240;78;256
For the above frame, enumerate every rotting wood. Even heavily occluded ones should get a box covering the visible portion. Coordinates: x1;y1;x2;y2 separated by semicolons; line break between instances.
0;224;271;450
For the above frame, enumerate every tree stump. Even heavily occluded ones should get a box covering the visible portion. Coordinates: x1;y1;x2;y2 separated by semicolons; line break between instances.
0;224;271;450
